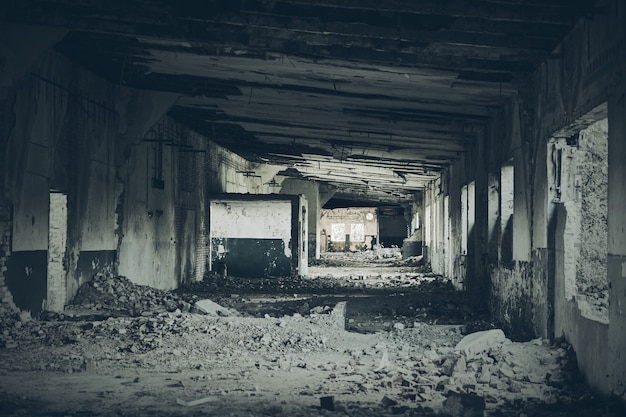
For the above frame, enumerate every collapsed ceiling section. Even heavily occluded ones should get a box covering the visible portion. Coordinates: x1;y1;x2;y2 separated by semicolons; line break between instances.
3;0;599;203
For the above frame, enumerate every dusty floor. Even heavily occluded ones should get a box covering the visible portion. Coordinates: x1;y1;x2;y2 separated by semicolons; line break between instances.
0;250;624;416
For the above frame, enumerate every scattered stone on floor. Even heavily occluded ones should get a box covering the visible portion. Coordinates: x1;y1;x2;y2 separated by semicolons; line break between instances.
0;253;623;417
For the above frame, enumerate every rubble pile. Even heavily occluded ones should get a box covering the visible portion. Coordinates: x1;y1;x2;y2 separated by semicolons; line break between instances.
1;299;624;416
311;247;404;267
67;273;198;316
0;311;34;349
300;326;597;416
1;251;623;417
183;271;450;297
179;273;344;296
372;329;571;410
340;273;451;290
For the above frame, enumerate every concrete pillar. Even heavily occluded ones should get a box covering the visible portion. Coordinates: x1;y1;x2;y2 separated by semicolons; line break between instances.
608;81;626;398
280;179;325;259
47;191;67;312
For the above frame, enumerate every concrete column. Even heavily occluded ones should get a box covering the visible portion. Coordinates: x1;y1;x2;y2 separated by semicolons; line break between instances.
280;179;325;259
47;191;67;312
608;82;626;398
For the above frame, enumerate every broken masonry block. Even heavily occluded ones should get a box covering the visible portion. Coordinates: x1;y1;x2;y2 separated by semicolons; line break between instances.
381;395;398;408
455;330;509;357
441;356;458;376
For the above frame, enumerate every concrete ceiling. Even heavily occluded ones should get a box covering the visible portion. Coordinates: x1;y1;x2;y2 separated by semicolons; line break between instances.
2;0;600;205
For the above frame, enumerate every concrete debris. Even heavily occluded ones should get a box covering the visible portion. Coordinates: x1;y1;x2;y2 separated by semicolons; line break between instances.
182;273;344;295
454;329;510;357
0;302;620;417
393;322;405;331
66;273;199;316
194;299;240;317
442;391;485;417
381;395;398;408
0;254;622;417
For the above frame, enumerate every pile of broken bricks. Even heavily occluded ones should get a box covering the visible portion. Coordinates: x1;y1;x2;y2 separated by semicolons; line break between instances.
181;273;344;295
360;329;570;414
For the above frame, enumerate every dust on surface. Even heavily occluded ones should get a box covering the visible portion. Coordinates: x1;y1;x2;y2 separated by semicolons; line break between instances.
0;250;623;417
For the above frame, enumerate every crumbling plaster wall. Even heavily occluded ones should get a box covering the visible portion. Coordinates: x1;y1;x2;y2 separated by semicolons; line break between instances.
424;177;445;275
447;162;465;289
1;49;124;315
488;0;623;396
424;132;486;293
403;192;425;259
576;120;609;319
0;30;209;312
205;141;274;195
536;0;625;397
209;195;307;277
426;0;626;398
487;96;543;341
280;178;320;259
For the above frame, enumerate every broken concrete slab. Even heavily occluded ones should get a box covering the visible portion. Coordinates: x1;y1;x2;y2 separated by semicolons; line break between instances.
381;395;398;408
194;299;239;317
454;329;510;357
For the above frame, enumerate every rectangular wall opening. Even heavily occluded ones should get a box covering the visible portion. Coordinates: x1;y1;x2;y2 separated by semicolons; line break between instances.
551;111;609;324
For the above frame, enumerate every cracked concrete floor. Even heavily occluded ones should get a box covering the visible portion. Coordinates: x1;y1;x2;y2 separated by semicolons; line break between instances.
1;251;624;417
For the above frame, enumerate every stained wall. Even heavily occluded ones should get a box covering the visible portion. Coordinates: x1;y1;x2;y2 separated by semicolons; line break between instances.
423;0;626;397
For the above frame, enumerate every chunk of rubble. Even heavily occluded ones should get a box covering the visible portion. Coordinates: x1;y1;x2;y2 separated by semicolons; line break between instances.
454;329;510;357
442;391;485;417
194;299;240;317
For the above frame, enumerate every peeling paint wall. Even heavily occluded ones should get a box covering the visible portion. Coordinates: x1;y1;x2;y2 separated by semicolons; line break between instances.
117;116;212;289
205;141;279;195
209;195;306;277
0;27;209;311
1;47;123;315
425;0;626;397
576;120;609;320
117;126;178;289
280;178;320;259
424;148;484;291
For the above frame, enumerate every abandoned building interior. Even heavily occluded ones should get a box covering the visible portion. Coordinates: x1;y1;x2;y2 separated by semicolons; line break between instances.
1;0;626;416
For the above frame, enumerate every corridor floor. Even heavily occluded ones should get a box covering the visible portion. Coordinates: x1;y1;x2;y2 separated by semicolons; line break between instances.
0;250;623;416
